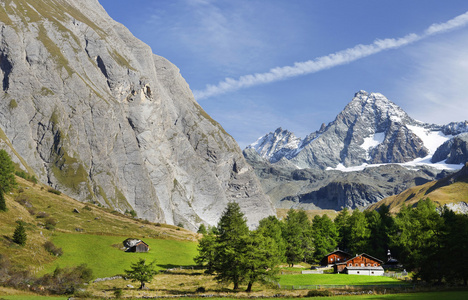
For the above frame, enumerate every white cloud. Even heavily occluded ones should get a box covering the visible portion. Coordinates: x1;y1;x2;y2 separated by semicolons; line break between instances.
194;11;468;100
398;32;468;125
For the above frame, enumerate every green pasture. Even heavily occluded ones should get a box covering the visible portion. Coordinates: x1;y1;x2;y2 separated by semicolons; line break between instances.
41;232;198;278
278;273;404;286
1;291;467;300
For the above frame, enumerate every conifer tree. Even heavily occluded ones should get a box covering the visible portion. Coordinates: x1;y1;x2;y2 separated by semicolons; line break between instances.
311;214;338;261
0;149;16;212
0;192;6;212
214;202;249;290
13;221;27;246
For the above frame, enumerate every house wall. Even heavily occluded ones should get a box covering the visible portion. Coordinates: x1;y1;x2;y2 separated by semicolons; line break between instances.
344;255;381;268
335;264;347;273
327;253;350;265
346;269;384;276
135;243;149;253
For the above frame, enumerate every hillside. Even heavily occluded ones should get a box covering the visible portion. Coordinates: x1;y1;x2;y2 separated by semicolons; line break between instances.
369;163;468;213
0;175;198;277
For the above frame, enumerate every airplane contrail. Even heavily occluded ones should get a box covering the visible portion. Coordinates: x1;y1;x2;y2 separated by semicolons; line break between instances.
193;11;468;100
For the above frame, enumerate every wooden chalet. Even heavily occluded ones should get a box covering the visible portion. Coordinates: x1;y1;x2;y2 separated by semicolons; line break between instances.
335;253;384;276
320;250;353;267
123;238;149;253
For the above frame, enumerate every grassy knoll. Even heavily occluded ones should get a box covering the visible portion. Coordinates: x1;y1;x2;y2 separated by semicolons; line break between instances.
278;273;404;286
0;176;199;276
41;232;198;278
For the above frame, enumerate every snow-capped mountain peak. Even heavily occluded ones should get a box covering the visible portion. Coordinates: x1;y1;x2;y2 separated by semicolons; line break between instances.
248;128;301;163
247;91;468;170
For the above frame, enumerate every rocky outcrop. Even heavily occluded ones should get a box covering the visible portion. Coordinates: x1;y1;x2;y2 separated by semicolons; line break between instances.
0;0;274;230
244;149;446;210
431;133;468;164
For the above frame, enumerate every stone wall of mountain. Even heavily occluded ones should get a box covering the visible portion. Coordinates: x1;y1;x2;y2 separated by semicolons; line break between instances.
244;148;448;210
0;0;275;230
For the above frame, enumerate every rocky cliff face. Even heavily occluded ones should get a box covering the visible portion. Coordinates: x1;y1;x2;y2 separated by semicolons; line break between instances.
432;133;468;164
244;148;446;210
0;0;274;230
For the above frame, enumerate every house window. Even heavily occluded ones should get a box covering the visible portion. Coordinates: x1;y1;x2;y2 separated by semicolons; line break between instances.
349;263;352;266
361;263;364;267
371;271;374;274
355;263;358;266
374;263;377;266
357;271;360;274
367;263;370;266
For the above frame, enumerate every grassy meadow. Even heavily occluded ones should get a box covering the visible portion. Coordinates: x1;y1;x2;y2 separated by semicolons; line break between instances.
278;273;405;287
42;232;198;278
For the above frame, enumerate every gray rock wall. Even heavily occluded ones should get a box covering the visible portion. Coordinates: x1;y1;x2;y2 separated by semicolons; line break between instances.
0;0;274;230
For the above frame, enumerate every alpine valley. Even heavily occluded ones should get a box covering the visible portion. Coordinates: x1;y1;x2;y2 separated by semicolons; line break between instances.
245;91;468;210
0;0;275;230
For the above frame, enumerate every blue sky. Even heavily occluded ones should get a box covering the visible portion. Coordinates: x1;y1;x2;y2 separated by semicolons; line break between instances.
99;0;468;148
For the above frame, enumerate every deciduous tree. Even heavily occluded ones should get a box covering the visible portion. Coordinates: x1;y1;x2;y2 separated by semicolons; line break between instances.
124;258;158;289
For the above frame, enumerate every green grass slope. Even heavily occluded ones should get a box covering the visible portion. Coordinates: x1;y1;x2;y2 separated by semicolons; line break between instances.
44;233;197;278
278;273;403;287
369;163;468;213
0;176;199;278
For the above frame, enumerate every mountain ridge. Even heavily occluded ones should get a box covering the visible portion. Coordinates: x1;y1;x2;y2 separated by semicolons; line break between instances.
249;90;468;170
245;91;468;211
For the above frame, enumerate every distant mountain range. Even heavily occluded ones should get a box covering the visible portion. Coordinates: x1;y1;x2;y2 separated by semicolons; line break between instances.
248;91;468;170
244;91;468;210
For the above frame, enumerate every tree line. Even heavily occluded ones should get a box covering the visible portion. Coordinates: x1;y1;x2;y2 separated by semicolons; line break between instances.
195;200;468;291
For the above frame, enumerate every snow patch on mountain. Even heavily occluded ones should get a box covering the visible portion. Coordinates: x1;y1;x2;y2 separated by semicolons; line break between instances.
326;158;463;173
406;125;451;154
361;132;385;159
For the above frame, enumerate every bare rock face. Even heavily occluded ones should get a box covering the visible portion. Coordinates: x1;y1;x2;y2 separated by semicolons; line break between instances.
0;0;274;230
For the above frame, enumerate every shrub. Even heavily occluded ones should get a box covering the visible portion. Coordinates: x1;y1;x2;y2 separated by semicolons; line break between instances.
114;288;123;298
45;217;57;230
196;286;206;293
83;205;92;211
15;171;37;184
47;188;61;195
36;211;50;218
306;290;333;297
15;194;32;207
36;264;93;295
9;99;18;109
44;241;63;257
